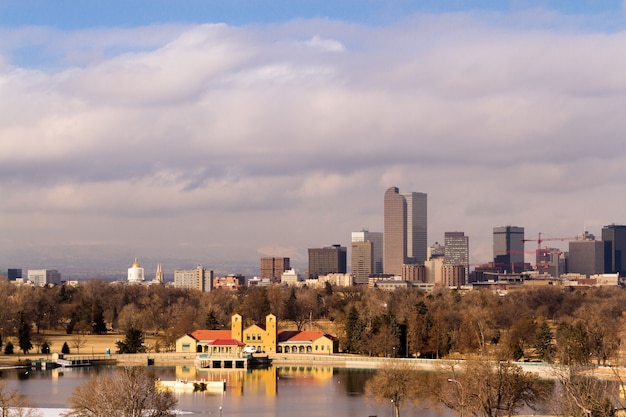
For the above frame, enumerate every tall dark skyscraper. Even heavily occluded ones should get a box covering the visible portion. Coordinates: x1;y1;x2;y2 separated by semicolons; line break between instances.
308;245;347;279
602;224;626;276
493;226;525;273
383;186;427;276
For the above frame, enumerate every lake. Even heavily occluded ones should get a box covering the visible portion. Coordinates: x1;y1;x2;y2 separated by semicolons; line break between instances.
1;365;452;417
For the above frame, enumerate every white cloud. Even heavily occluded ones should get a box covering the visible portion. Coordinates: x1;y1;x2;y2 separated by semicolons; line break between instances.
302;35;346;52
1;14;626;275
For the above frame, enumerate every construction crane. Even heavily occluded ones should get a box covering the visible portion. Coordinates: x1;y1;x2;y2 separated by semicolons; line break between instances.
522;232;576;249
522;232;575;275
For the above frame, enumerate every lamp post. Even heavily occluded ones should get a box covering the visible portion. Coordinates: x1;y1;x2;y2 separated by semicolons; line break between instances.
447;378;464;417
219;406;222;417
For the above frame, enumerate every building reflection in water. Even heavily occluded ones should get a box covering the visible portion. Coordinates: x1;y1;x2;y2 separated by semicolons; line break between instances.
171;364;345;398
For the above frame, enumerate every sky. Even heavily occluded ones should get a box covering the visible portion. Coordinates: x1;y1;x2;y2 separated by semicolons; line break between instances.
1;1;626;278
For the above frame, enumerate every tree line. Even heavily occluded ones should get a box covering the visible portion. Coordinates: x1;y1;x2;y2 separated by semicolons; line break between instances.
1;279;626;365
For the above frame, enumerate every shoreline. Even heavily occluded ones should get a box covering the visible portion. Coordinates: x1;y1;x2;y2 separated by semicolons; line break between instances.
2;352;614;379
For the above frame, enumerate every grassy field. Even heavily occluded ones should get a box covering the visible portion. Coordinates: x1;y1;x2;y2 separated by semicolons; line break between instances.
0;330;163;365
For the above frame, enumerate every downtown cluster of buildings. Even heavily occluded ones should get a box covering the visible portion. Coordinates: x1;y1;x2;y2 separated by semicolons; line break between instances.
4;186;626;292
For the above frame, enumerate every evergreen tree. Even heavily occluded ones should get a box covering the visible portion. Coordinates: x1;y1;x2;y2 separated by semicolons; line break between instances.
533;319;553;362
62;342;70;354
91;302;108;335
18;312;33;354
4;341;14;355
204;310;220;330
116;328;145;353
345;306;364;353
41;341;51;354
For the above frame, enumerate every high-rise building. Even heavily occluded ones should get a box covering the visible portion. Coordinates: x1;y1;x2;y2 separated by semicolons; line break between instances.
351;241;373;285
174;265;214;292
260;257;290;282
402;191;428;264
569;232;604;277
351;230;383;280
308;245;347;279
383;187;427;276
602;224;626;277
493;226;525;273
444;232;469;278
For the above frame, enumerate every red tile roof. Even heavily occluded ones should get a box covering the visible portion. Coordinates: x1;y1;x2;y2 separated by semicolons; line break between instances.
283;330;337;343
277;330;300;342
189;330;231;341
209;339;245;347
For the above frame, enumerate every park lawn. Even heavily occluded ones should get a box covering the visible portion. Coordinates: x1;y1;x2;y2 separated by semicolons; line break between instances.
1;330;162;363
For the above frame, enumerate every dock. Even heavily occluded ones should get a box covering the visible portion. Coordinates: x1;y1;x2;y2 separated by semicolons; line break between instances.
194;354;272;370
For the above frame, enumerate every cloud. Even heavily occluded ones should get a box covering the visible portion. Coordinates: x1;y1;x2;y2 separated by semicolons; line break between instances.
1;12;626;275
302;35;346;52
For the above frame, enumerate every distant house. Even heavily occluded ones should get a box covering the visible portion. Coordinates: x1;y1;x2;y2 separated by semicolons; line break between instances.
175;313;338;355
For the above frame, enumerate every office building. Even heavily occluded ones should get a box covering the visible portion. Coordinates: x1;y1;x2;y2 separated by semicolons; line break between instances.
308;245;347;279
260;257;290;283
384;187;427;276
402;191;428;264
351;230;383;274
351;230;383;284
493;226;525;273
442;265;466;287
444;232;469;278
27;269;61;286
174;265;214;292
569;232;604;277
351;241;373;285
602;224;626;276
7;268;22;281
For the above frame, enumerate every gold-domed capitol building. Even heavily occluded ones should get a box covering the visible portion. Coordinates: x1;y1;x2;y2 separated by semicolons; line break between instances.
127;257;145;283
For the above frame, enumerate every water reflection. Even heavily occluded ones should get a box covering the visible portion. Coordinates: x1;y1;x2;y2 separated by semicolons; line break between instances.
1;366;446;417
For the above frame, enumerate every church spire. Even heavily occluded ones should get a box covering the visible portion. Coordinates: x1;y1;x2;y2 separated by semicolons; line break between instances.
155;263;164;283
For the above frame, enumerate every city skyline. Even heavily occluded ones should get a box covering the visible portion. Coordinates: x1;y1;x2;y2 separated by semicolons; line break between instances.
2;2;626;277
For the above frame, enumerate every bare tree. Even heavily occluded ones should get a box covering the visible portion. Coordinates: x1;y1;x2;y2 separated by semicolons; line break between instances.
552;364;617;417
365;360;425;417
0;380;41;417
71;334;87;355
63;367;177;417
438;359;545;417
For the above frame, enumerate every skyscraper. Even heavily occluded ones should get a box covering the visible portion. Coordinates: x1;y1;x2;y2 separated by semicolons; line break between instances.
351;230;383;278
351;241;373;285
602;224;626;277
569;233;604;277
308;245;347;279
402;191;428;264
383;186;427;276
493;226;525;273
444;231;469;278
